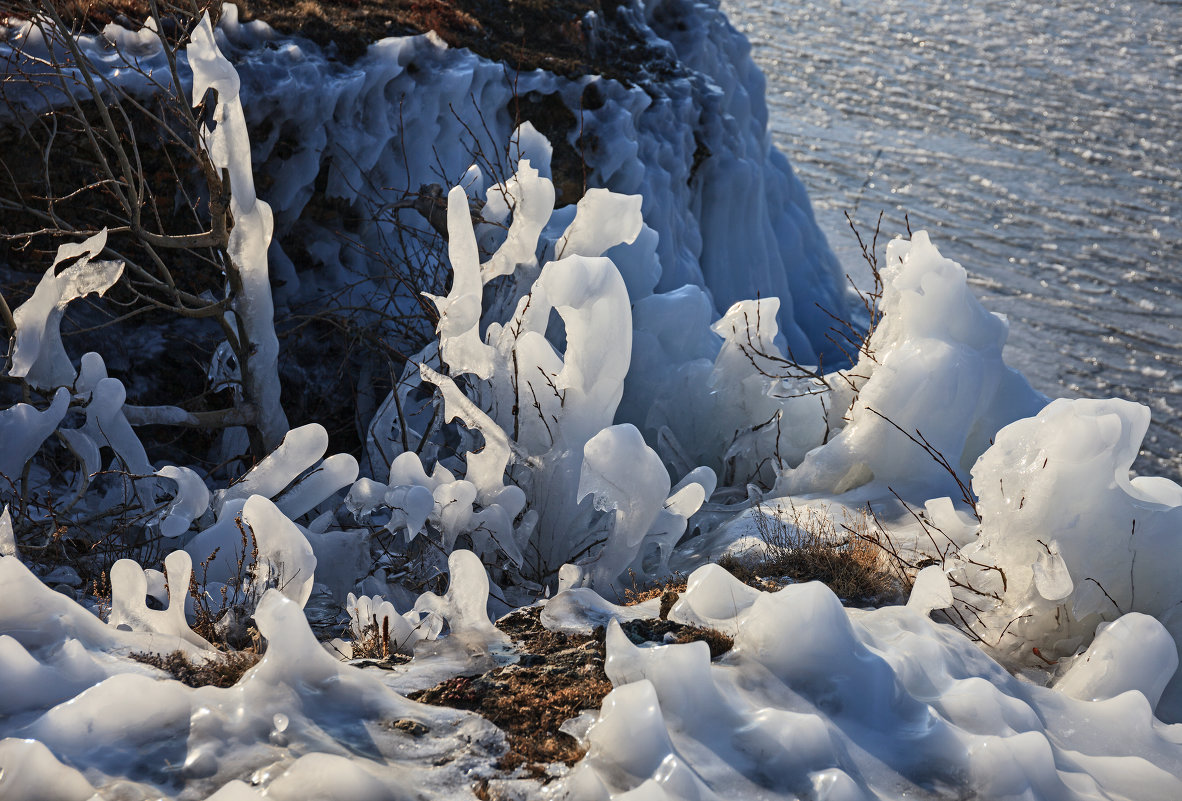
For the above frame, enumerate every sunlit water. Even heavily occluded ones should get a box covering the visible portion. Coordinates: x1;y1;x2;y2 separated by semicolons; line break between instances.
724;0;1182;480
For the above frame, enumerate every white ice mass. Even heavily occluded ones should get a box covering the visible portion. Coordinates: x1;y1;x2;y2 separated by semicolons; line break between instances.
2;3;1182;800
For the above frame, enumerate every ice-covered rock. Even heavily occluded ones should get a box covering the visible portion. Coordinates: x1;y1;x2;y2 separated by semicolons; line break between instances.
0;738;98;801
4;5;1182;800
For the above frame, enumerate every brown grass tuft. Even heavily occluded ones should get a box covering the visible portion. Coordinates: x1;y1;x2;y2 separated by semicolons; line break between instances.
734;504;905;605
618;618;733;659
622;571;687;606
411;608;735;789
410;607;611;780
130;649;260;688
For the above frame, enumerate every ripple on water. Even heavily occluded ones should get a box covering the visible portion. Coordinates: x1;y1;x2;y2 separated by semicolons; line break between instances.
725;0;1182;480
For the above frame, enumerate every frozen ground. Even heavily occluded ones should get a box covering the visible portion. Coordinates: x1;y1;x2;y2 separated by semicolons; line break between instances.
725;0;1182;481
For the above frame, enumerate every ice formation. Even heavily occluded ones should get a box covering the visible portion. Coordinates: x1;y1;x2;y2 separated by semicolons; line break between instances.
7;228;123;390
352;156;715;594
779;230;1047;500
187;15;288;449
555;573;1182;801
0;553;503;801
2;3;1182;801
1;0;846;360
952;397;1182;709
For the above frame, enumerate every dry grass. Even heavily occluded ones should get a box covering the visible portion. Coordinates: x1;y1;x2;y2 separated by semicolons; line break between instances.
130;648;259;688
730;504;905;605
620;505;906;608
410;607;610;779
617;618;733;659
350;618;394;661
185;519;268;650
622;570;687;607
347;616;415;664
410;606;733;786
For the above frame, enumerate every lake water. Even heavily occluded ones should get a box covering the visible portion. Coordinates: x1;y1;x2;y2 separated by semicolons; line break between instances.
723;0;1182;481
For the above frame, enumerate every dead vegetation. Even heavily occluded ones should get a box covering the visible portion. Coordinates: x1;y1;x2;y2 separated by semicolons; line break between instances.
621;504;907;608
409;605;733;784
715;504;905;606
344;609;420;664
755;503;905;604
349;617;398;661
622;570;687;606
130;647;259;687
27;0;679;78
617;617;733;658
410;606;610;779
184;518;273;650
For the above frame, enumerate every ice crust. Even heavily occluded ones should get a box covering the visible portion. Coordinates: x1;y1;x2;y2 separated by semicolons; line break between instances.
0;0;845;357
553;573;1182;801
0;553;503;799
10;538;1182;801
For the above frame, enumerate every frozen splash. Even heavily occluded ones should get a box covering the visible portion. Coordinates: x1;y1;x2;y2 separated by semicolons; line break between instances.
551;570;1182;801
726;0;1182;483
0;553;505;801
778;230;1047;500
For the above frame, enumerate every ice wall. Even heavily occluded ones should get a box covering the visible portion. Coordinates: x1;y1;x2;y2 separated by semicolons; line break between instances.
202;0;847;363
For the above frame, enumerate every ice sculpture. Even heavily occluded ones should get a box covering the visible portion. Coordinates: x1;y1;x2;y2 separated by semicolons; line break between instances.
8;228;123;389
779;232;1045;499
956;399;1182;672
187;14;288;449
356;151;712;593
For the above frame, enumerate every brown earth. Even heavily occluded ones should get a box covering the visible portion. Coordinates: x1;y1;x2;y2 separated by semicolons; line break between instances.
407;605;732;784
27;0;677;77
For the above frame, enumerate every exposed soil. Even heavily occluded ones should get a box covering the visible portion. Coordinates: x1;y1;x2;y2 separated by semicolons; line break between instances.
408;605;732;784
409;606;609;779
32;0;679;78
508;88;588;205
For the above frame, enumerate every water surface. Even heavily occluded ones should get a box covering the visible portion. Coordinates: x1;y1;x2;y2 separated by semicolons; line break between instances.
725;0;1182;479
